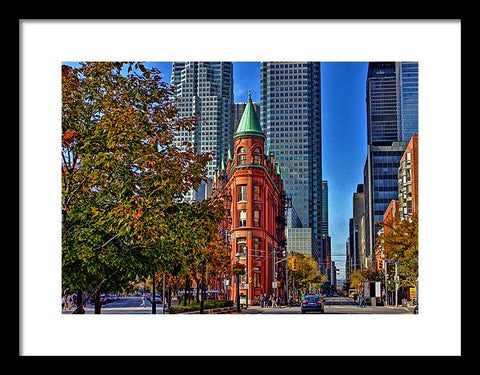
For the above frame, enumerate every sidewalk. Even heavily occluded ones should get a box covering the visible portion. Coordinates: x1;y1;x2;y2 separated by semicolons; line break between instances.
235;305;289;314
61;304;169;314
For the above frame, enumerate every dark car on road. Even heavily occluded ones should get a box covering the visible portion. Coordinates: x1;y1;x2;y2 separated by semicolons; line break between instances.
301;294;325;314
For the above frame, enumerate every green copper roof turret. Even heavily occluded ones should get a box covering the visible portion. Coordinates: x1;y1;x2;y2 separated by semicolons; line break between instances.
233;91;265;140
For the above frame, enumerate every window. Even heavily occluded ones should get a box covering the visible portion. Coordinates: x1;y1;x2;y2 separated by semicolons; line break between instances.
253;147;262;165
253;185;261;202
253;210;261;227
239;210;247;227
254;237;261;257
253;270;261;288
236;237;247;256
237;185;247;202
238;147;247;165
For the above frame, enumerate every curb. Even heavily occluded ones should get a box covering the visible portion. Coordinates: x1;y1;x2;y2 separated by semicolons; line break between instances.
184;306;236;314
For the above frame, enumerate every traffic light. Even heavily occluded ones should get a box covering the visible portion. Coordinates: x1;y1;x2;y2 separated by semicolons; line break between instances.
291;257;298;272
377;258;383;272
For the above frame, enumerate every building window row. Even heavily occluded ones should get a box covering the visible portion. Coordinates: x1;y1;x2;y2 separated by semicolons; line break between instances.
236;146;263;166
237;184;262;203
238;209;262;228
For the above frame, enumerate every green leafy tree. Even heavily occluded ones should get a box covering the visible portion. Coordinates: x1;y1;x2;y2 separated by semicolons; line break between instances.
377;213;418;288
349;266;378;290
158;199;225;307
288;252;325;296
62;62;212;313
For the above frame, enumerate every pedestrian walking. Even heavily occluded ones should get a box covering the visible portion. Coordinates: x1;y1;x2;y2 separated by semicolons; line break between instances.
272;295;278;308
260;294;265;308
140;293;146;307
359;293;366;308
67;295;73;310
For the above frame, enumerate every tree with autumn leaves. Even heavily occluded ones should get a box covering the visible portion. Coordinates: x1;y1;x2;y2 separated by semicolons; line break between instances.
348;215;418;294
377;214;419;289
287;252;326;298
62;62;227;313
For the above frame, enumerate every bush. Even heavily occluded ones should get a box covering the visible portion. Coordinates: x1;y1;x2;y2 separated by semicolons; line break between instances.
204;300;233;309
167;305;199;314
167;300;234;314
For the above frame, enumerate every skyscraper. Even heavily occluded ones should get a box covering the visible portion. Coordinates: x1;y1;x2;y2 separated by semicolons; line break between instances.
170;62;234;200
321;181;329;237
397;62;419;142
363;62;418;262
260;62;322;261
366;62;398;146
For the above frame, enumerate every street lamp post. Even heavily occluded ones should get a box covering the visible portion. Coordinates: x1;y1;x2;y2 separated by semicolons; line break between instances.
236;274;240;312
273;248;287;305
200;260;206;314
151;271;156;314
395;260;398;307
234;252;243;313
243;246;248;309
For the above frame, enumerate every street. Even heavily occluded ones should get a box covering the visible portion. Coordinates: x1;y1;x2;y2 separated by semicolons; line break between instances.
62;295;413;314
244;296;412;314
62;295;173;314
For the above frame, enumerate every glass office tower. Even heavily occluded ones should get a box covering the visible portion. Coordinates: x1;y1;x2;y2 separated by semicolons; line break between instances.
260;62;322;262
363;62;418;262
397;62;419;142
366;62;398;146
321;181;329;237
170;62;234;200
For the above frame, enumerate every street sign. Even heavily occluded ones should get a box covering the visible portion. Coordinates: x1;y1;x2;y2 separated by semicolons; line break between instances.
410;287;417;300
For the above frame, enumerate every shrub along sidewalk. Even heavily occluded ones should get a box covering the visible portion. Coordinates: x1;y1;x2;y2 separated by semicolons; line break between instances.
167;300;234;314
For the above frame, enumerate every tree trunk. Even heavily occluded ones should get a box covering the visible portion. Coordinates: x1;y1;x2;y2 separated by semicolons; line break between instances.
195;274;200;304
200;261;206;314
152;273;156;314
184;275;188;306
72;290;85;314
94;291;102;314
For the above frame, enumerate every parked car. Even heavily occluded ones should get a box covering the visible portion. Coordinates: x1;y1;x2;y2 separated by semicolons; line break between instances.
100;294;119;305
301;294;324;314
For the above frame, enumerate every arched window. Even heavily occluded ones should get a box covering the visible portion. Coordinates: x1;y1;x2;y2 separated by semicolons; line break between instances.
237;146;247;165
253;147;262;165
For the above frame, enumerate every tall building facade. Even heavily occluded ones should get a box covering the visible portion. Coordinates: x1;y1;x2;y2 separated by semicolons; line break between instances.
366;62;398;146
260;62;322;261
321;181;329;237
398;134;419;219
170;62;234;200
397;62;419;142
211;93;286;306
347;183;365;277
363;62;418;264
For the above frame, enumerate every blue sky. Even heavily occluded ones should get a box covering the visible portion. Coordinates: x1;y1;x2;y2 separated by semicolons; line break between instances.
149;61;369;280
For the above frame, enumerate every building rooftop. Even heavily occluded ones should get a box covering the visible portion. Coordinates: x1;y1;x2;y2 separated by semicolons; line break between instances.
233;91;265;140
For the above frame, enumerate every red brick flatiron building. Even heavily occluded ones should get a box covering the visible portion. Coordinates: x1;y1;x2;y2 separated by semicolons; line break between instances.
212;92;287;306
